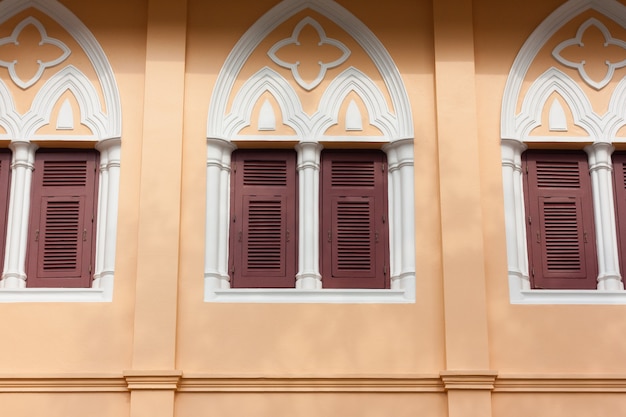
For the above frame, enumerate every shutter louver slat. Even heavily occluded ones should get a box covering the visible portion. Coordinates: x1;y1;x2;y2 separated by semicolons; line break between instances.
523;151;597;289
611;153;626;279
230;150;297;288
335;198;372;271
41;199;81;271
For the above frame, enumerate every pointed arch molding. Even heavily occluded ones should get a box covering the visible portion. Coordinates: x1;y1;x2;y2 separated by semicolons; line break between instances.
0;0;121;140
207;0;413;141
501;0;626;141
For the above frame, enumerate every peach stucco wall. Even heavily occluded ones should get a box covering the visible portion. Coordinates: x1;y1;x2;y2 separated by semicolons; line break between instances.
0;0;625;417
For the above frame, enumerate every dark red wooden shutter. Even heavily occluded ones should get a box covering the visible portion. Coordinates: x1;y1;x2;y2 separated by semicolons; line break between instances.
523;150;597;289
26;150;98;288
0;150;10;275
229;150;297;288
612;152;626;278
320;150;389;289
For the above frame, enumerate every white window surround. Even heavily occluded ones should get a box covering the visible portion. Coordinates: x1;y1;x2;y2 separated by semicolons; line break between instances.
204;138;415;303
0;0;121;302
204;0;415;303
501;0;626;304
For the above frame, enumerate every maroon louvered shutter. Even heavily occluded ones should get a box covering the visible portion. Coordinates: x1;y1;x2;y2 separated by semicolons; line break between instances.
612;152;626;276
229;150;297;288
523;151;597;289
27;150;98;288
320;150;389;289
0;150;10;274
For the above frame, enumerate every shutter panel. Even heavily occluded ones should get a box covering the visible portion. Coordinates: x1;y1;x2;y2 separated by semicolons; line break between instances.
0;150;10;275
612;152;626;277
320;150;389;289
229;150;297;288
27;150;98;288
523;151;597;289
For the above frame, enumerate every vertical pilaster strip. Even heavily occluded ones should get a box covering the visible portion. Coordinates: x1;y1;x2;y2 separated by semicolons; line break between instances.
433;0;493;414
205;138;236;296
130;0;186;416
295;142;322;289
1;142;37;289
585;143;623;290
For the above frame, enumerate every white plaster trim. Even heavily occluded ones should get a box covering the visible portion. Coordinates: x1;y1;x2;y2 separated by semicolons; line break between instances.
0;0;121;137
24;65;107;139
0;288;108;303
258;99;276;131
552;18;626;90
515;68;597;140
0;79;21;137
0;17;71;89
512;289;626;305
268;17;350;91
206;288;410;304
548;99;567;131
501;0;626;139
345;100;362;131
56;98;73;130
317;67;395;140
207;0;413;140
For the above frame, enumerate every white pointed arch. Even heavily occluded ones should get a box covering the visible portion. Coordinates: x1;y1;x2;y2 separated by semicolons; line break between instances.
0;80;20;138
515;68;596;139
315;66;396;139
24;65;108;139
607;78;626;139
224;67;307;139
0;0;121;138
501;0;626;140
207;0;413;141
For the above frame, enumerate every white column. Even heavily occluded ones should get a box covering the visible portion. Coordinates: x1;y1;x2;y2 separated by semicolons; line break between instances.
501;139;530;295
205;138;236;297
1;141;37;289
93;138;121;298
295;142;322;289
585;143;623;290
383;139;415;298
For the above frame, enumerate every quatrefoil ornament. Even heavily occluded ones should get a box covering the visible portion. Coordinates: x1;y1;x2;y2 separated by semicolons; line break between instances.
552;18;626;90
0;17;71;89
268;17;350;91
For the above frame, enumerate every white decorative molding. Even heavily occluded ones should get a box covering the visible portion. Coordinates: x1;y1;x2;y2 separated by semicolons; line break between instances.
56;98;73;130
0;0;121;138
25;65;107;140
345;99;362;131
268;17;350;91
0;17;71;89
548;99;567;131
207;0;413;140
501;0;626;140
317;66;395;140
258;99;276;131
552;18;626;90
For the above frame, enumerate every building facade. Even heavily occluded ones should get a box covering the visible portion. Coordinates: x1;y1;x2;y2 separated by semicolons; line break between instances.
0;0;625;416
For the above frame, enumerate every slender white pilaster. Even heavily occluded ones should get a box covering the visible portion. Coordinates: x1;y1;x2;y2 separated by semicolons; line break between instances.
501;139;530;295
585;143;623;290
93;138;121;298
295;142;322;289
383;139;415;298
1;142;37;289
205;138;236;297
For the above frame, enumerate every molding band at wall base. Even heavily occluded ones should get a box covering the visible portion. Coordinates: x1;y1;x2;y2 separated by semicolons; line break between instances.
0;373;626;393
